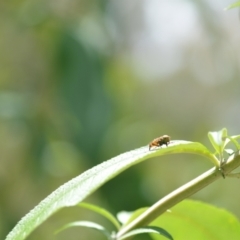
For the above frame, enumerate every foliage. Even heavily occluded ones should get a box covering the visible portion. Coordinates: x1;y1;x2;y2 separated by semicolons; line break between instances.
5;129;240;240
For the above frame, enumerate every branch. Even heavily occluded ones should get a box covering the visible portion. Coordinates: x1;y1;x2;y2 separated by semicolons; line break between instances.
116;151;240;239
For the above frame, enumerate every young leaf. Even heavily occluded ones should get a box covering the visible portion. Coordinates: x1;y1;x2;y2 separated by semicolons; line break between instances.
208;128;228;155
55;221;112;239
118;226;173;240
5;140;216;240
78;202;121;230
224;134;240;150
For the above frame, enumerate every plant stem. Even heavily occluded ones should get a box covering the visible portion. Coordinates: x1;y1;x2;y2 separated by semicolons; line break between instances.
116;151;240;239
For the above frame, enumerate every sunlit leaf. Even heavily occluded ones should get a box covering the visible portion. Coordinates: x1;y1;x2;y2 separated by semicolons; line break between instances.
117;211;134;225
150;199;240;240
165;140;218;166
55;221;112;239
224;134;240;150
5;140;217;240
119;226;173;240
208;128;228;155
78;202;121;230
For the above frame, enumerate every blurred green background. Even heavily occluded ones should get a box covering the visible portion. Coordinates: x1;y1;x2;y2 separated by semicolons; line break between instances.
1;0;240;239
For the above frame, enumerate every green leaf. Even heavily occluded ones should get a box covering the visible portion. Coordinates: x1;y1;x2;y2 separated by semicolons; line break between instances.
150;199;240;240
119;226;173;240
168;140;218;166
5;140;217;240
225;1;240;10
224;134;240;150
231;134;240;141
78;202;121;230
208;128;228;155
55;221;112;239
